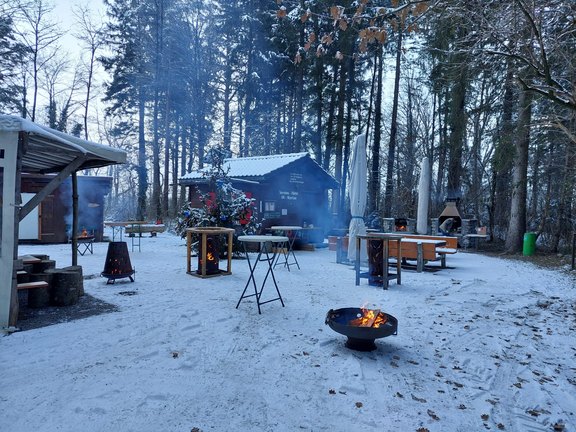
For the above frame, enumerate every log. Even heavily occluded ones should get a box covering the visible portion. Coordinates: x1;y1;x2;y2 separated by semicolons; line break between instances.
24;273;53;308
31;254;50;261
17;270;30;284
32;259;56;273
51;271;82;306
60;265;84;296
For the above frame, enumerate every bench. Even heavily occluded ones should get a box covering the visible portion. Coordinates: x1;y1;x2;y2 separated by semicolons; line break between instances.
387;239;441;272
400;235;458;268
17;281;49;290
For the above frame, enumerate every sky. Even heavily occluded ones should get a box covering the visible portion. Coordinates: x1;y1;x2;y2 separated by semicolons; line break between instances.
50;0;105;58
2;230;575;432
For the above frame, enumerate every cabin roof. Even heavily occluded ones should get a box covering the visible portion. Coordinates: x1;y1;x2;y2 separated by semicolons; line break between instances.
179;152;338;189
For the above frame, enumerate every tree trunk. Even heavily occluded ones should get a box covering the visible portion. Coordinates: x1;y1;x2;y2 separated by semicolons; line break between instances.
434;91;448;215
368;46;383;215
170;118;179;217
223;58;233;153
331;59;347;217
323;68;338;172
492;62;516;239
313;55;324;165
137;87;148;221
162;96;171;218
505;87;532;253
446;63;467;198
383;29;403;216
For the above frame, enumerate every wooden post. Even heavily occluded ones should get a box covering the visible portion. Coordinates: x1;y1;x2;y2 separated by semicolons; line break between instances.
72;172;78;266
0;129;22;329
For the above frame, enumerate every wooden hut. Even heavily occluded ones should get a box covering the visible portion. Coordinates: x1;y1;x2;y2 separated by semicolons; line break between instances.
20;174;112;243
179;153;339;242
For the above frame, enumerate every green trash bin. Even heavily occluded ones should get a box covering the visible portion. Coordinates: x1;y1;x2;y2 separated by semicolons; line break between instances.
523;232;537;256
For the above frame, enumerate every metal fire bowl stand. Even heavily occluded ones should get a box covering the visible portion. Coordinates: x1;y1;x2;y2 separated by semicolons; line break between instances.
326;307;398;351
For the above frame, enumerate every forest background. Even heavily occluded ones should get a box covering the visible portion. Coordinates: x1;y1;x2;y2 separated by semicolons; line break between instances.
1;0;574;254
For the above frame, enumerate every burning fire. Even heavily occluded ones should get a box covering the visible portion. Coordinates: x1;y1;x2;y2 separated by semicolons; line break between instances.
349;308;388;328
80;228;88;238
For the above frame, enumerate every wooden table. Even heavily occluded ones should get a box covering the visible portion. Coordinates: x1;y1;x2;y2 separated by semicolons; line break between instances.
104;221;147;251
236;235;288;314
355;233;403;289
186;227;235;277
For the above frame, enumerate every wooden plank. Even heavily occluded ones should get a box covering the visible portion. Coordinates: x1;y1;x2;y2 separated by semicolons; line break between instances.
17;281;49;290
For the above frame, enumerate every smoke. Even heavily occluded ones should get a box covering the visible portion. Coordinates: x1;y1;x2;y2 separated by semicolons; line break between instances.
59;176;110;238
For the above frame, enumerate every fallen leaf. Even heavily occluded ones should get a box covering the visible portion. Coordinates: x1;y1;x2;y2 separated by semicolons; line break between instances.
355;401;363;408
411;394;427;403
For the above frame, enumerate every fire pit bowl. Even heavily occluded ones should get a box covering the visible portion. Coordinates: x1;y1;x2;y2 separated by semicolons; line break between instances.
325;308;398;351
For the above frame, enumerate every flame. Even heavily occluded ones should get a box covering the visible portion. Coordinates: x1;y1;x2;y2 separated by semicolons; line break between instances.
207;252;215;261
80;228;88;238
349;308;388;328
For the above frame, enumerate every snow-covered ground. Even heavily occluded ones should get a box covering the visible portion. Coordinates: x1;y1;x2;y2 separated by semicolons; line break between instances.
2;231;575;432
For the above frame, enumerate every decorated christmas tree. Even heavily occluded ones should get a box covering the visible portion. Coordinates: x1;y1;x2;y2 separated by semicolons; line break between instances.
175;149;260;255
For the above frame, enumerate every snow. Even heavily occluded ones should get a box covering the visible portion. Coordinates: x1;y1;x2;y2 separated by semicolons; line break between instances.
2;231;575;432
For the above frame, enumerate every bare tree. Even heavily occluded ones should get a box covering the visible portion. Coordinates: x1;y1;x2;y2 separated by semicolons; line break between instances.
15;0;63;121
73;4;105;140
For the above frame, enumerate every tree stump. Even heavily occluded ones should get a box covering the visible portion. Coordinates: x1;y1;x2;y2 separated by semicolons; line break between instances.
27;273;53;308
32;259;56;273
61;265;84;296
51;271;82;306
31;254;50;261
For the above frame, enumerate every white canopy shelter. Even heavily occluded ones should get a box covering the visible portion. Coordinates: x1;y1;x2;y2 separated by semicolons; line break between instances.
0;115;126;331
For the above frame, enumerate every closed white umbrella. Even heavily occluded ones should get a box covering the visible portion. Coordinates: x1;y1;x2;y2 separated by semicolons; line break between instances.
416;157;430;234
347;134;368;261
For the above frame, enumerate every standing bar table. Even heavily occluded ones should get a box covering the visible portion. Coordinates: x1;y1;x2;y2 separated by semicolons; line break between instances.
355;233;403;289
236;235;288;314
270;225;302;270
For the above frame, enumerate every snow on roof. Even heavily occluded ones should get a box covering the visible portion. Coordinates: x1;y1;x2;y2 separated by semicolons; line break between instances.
180;152;313;181
0;114;126;172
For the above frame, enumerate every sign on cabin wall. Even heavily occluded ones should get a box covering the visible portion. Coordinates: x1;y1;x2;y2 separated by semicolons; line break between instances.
289;172;304;184
279;191;298;201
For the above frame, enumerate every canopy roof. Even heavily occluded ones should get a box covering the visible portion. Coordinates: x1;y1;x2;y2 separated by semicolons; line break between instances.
0;115;126;172
0;114;127;331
